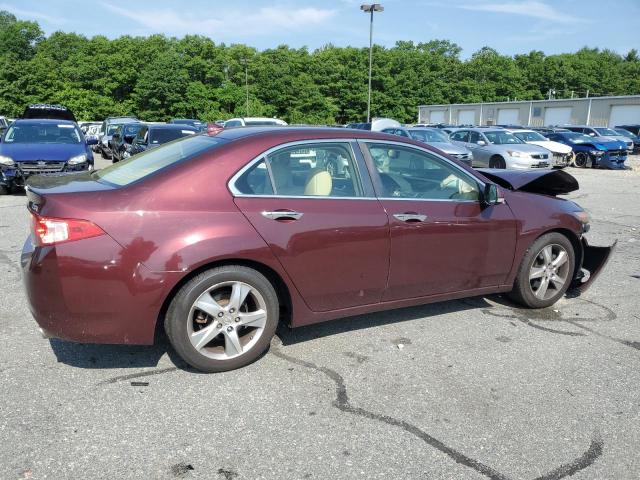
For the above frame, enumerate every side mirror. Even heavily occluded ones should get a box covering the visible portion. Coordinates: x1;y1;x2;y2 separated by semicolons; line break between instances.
85;137;98;146
481;183;503;207
477;140;486;146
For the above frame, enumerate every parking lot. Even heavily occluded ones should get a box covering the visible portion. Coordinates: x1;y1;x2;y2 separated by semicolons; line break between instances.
1;155;639;480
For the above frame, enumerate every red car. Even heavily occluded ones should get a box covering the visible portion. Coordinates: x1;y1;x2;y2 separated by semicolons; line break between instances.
22;128;614;372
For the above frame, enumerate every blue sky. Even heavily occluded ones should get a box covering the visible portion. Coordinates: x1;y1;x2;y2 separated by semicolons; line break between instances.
1;0;638;57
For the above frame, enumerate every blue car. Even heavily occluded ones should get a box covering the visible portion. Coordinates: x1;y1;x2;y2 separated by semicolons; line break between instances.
546;132;627;169
0;119;97;194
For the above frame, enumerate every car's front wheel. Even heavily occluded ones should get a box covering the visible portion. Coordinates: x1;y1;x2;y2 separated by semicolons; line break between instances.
574;152;589;168
489;156;506;169
508;232;575;308
165;266;279;372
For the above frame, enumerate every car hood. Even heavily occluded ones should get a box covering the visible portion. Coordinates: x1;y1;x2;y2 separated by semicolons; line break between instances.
478;168;579;196
428;142;470;155
578;139;627;151
525;140;572;154
0;143;85;162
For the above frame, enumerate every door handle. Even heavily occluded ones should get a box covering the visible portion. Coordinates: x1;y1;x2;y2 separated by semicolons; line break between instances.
393;213;427;222
261;210;304;221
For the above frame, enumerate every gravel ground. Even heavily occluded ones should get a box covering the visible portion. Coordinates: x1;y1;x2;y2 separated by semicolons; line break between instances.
0;155;639;480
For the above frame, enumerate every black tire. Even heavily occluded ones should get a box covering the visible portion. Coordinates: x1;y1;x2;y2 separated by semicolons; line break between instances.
574;152;589;168
508;232;575;309
489;156;506;169
0;185;8;195
164;265;279;372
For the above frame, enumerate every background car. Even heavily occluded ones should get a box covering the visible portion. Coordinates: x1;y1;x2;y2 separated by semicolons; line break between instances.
224;117;287;127
612;128;640;153
615;124;640;136
380;126;473;166
22;104;76;122
0;119;97;193
449;128;552;169
546;131;627;169
128;124;197;155
169;118;206;131
507;129;573;168
22;127;611;373
110;122;146;162
563;125;634;153
98;116;139;159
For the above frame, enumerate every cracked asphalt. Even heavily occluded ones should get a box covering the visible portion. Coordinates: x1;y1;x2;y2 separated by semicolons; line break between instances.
1;155;639;480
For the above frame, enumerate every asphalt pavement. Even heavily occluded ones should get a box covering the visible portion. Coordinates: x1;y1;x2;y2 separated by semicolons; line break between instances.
1;155;639;480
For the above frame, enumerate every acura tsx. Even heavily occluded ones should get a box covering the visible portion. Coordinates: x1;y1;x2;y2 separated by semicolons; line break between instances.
22;127;614;372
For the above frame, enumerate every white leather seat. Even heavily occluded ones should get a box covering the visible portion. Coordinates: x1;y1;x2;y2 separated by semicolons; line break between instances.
304;169;332;196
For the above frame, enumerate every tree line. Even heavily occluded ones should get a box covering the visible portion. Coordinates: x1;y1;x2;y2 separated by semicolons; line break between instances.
1;10;639;124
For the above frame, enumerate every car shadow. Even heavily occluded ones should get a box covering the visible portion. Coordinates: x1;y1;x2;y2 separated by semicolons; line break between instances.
276;296;494;346
49;337;173;370
49;296;497;370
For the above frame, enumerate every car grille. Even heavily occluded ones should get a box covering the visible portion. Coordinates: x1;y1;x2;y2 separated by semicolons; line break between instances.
18;161;66;175
530;154;549;160
606;150;627;158
530;162;550;168
453;153;471;160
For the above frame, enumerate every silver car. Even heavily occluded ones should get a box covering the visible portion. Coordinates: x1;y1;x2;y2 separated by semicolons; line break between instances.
381;127;473;166
449;128;552;169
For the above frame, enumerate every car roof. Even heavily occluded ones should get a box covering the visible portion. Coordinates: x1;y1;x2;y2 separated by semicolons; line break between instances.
12;118;77;126
213;126;441;147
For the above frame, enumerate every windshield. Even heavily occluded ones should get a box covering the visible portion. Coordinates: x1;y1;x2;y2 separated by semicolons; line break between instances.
408;129;450;143
563;133;593;144
3;123;82;144
513;131;547;142
150;128;195;144
483;131;523;145
107;125;121;135
123;124;143;136
95;135;224;187
614;129;633;138
594;127;618;136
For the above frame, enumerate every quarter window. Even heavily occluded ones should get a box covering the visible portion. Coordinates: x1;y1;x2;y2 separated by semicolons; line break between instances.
367;143;480;201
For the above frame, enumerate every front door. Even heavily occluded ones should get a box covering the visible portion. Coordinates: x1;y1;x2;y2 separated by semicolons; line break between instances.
232;141;390;312
361;141;517;301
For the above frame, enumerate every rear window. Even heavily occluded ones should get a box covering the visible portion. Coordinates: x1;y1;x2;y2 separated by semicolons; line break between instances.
94;135;225;187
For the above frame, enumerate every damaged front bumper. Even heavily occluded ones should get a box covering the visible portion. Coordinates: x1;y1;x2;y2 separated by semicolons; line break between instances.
571;237;617;293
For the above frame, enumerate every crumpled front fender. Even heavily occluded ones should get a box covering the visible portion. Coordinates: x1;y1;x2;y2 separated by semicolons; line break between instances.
571;238;616;293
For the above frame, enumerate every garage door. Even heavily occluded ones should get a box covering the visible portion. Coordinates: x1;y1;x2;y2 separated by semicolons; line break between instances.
609;105;640;127
544;107;572;126
457;109;475;125
429;110;445;124
497;108;519;125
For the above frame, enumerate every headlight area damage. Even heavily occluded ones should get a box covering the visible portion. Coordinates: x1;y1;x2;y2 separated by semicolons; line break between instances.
478;168;616;294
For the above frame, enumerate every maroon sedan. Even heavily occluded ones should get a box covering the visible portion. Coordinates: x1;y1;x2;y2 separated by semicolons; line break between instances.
22;128;614;372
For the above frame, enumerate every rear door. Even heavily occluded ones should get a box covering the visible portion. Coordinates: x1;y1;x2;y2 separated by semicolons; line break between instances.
360;140;517;300
232;140;390;312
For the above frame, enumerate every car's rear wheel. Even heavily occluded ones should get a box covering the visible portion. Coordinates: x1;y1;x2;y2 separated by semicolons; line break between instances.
574;152;589;168
165;266;279;372
508;232;575;308
489;156;506;169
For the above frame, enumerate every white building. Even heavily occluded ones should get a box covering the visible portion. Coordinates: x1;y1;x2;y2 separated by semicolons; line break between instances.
418;95;640;127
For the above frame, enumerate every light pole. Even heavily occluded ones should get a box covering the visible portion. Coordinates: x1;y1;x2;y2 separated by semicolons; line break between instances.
241;58;250;117
361;3;383;123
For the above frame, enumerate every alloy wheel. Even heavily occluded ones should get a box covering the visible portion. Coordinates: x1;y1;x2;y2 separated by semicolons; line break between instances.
187;281;268;360
528;244;570;300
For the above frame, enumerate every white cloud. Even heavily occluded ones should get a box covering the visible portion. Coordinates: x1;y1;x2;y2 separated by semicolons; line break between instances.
0;3;65;24
100;2;336;38
458;1;585;24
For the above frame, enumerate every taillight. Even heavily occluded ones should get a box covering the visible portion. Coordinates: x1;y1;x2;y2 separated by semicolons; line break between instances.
31;213;105;246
